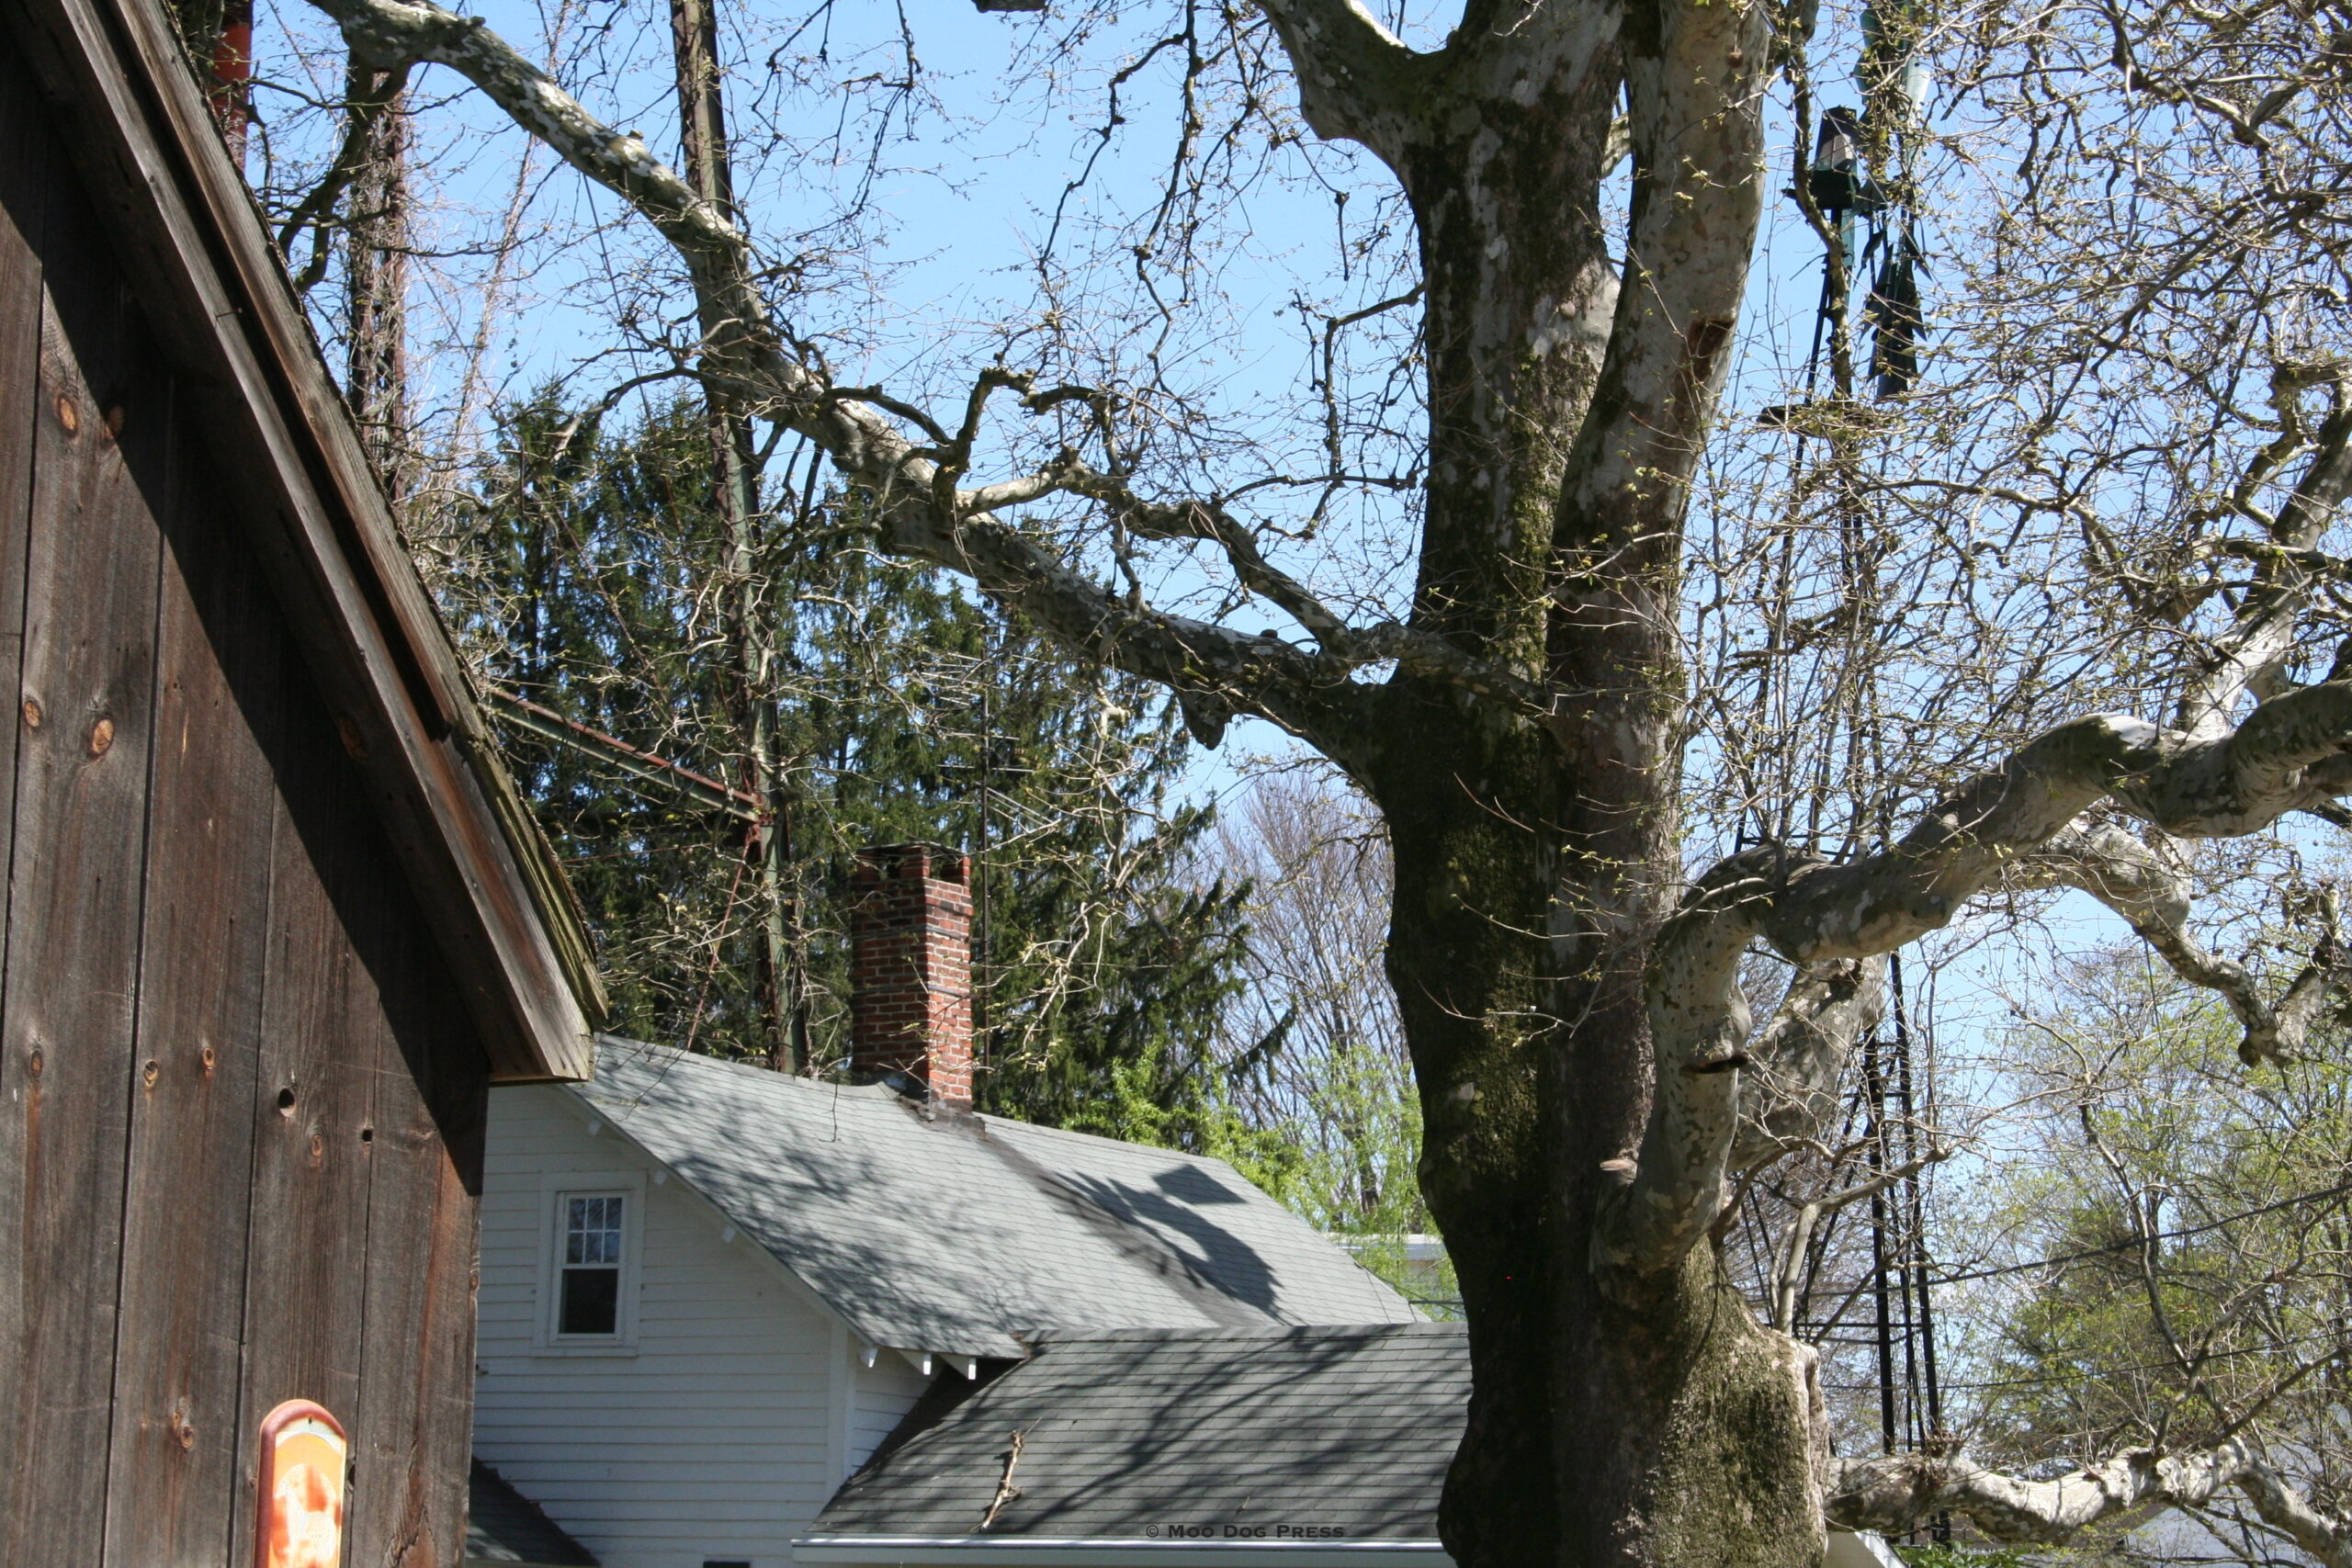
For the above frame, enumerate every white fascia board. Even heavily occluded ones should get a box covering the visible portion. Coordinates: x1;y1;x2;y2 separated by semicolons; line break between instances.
794;1539;1454;1568
887;1348;983;1379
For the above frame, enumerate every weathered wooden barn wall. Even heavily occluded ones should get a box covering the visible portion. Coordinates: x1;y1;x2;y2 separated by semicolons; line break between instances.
0;39;492;1568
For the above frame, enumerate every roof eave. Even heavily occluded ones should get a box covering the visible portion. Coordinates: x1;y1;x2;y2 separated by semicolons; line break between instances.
794;1539;1454;1568
9;0;602;1079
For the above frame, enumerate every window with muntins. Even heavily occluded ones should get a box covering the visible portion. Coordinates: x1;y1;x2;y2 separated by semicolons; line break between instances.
559;1193;625;1337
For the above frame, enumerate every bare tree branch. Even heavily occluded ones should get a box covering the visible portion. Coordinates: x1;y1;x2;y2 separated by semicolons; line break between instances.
1826;1439;2352;1567
1768;1146;1944;1333
1600;677;2352;1277
274;56;413;293
2177;367;2352;739
2017;821;2350;1064
296;0;1566;761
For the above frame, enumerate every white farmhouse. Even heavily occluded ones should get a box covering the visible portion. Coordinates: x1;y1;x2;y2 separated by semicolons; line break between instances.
472;1038;1418;1568
470;844;1415;1568
466;844;1904;1568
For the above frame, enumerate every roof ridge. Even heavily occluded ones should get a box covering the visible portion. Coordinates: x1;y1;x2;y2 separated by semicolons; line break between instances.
978;1112;1245;1177
591;1037;1238;1166
1021;1323;1464;1344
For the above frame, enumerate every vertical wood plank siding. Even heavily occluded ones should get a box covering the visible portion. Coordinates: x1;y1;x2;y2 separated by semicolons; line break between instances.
0;46;46;1558
0;41;494;1568
348;828;493;1568
228;664;403;1568
101;387;286;1565
2;210;171;1558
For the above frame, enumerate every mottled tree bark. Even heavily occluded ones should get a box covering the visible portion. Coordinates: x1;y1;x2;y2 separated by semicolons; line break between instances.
1319;3;1817;1559
345;62;412;495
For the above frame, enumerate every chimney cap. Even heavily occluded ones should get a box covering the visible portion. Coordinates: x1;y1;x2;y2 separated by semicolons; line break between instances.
853;841;969;885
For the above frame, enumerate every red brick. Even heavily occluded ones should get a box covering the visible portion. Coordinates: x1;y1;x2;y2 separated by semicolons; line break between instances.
848;842;974;1109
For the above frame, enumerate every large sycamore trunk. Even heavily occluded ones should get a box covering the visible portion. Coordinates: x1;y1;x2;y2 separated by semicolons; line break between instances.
1379;697;1826;1568
1363;50;1824;1568
1378;689;1827;1568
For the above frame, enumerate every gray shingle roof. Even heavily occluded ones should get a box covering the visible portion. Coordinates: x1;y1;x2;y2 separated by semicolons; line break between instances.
808;1325;1466;1541
573;1039;1417;1359
466;1460;598;1565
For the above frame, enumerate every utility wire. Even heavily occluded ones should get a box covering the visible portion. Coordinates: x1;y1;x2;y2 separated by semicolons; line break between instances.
1824;1325;2352;1394
1929;1179;2352;1288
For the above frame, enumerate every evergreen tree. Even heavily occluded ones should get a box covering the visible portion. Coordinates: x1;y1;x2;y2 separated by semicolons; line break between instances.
439;394;1250;1145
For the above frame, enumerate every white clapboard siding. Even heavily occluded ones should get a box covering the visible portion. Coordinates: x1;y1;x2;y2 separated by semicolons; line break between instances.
477;1085;872;1568
851;1350;933;1475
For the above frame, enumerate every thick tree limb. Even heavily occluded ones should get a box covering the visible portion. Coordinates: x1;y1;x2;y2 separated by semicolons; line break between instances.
1256;0;1621;175
1729;957;1886;1175
308;0;745;255
1538;0;1771;794
1600;682;2352;1277
297;0;1565;761
1826;1440;2352;1566
2017;821;2348;1064
1254;0;1421;163
1554;0;1770;549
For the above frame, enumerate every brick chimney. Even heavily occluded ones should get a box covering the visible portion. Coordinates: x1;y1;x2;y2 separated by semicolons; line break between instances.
848;843;973;1109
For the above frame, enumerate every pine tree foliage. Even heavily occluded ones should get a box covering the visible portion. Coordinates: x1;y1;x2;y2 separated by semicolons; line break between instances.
435;393;1250;1143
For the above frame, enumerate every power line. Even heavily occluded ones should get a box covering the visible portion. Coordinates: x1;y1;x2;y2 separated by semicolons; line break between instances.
1823;1325;2352;1394
1929;1179;2352;1289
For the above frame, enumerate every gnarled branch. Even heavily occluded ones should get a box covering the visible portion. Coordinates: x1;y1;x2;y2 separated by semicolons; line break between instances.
1826;1440;2352;1567
1729;957;1886;1175
296;0;1557;763
1255;0;1421;163
2016;821;2349;1064
1600;679;2352;1277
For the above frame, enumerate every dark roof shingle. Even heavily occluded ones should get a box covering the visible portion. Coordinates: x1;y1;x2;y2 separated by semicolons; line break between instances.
466;1461;598;1565
809;1325;1467;1541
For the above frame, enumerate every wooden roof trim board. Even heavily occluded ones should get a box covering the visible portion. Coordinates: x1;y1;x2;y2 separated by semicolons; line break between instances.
3;0;605;1078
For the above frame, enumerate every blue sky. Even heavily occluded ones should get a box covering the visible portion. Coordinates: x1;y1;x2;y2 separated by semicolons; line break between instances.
252;0;2274;1180
250;0;2169;956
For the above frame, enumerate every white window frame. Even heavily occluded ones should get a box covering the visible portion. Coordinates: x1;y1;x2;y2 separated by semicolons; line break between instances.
533;1168;645;1354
